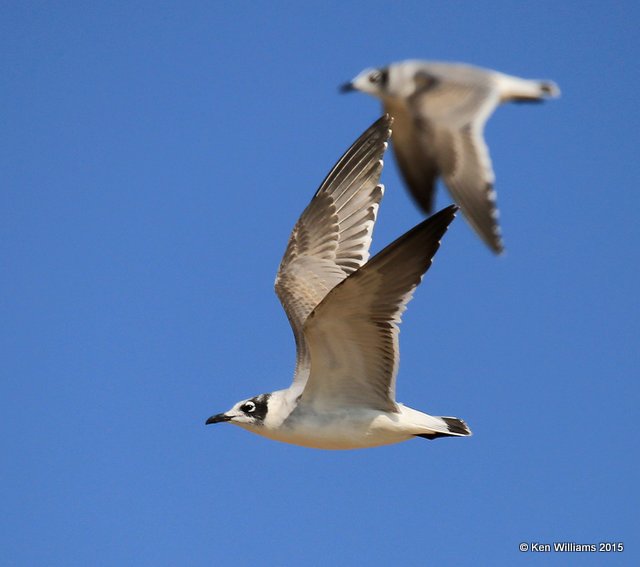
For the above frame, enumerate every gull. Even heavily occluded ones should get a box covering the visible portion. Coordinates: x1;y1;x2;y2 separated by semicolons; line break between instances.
341;60;560;254
206;116;471;449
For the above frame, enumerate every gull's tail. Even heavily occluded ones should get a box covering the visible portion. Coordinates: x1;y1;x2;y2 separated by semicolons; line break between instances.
415;416;472;440
497;74;561;103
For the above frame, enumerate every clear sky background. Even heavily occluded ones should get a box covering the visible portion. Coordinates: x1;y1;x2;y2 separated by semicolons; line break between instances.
2;2;638;565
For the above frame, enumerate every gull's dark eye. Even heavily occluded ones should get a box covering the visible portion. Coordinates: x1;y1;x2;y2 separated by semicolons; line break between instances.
242;401;256;414
369;70;382;84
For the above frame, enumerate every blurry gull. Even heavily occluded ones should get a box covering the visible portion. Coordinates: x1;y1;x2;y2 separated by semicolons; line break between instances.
342;60;560;253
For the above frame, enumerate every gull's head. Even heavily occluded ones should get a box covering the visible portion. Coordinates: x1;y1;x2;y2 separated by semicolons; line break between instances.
206;393;271;428
340;61;434;100
340;66;390;98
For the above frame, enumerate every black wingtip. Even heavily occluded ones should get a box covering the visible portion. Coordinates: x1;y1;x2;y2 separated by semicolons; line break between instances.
428;204;459;232
444;203;459;216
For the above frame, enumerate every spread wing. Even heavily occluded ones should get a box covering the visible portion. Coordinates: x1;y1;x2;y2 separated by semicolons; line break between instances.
275;116;392;395
437;120;503;253
299;205;458;412
385;99;440;214
407;74;504;253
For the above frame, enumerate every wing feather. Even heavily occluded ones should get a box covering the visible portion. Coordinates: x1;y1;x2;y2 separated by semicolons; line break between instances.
300;206;458;411
275;116;392;393
439;123;503;253
408;77;504;252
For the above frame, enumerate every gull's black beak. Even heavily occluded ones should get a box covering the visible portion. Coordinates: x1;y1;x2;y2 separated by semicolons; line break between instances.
206;413;232;425
339;81;355;93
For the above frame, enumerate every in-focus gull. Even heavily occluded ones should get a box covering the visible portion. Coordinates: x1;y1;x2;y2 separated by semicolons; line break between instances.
206;116;471;449
341;60;560;253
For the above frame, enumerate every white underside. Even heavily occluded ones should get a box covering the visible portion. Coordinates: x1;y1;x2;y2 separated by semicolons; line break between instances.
235;404;454;450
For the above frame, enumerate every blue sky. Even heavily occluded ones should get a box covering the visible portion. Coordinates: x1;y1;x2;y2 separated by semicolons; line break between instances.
2;2;638;565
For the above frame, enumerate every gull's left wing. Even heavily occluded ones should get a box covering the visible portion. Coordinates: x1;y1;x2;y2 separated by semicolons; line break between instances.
275;116;392;394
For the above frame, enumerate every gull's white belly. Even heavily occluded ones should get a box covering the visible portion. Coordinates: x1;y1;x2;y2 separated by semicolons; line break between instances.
237;408;417;450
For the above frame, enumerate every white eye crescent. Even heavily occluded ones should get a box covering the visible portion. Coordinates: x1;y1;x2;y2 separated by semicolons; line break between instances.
242;401;256;413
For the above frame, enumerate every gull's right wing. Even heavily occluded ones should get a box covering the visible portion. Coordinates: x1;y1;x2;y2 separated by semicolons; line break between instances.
300;205;458;412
